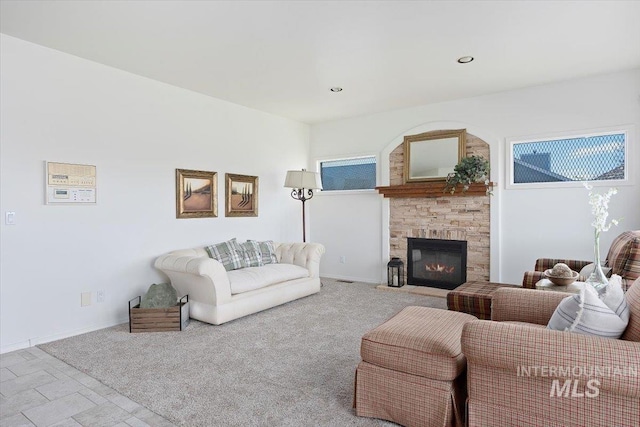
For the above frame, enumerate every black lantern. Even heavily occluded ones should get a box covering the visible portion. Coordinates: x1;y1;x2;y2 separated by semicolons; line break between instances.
387;257;405;287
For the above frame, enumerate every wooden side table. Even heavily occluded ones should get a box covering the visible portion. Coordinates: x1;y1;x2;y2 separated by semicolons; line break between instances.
535;279;584;294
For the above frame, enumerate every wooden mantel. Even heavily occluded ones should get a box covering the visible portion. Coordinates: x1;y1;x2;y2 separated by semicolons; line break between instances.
376;182;495;198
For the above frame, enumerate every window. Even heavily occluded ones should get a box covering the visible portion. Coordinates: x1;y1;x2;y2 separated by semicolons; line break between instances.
508;130;628;187
319;156;376;191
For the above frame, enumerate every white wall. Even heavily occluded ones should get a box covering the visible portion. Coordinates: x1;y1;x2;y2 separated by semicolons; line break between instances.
310;69;640;284
312;191;382;282
2;35;638;353
0;35;310;353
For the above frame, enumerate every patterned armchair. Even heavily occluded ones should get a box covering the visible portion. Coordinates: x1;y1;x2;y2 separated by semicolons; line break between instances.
522;230;640;291
461;278;640;427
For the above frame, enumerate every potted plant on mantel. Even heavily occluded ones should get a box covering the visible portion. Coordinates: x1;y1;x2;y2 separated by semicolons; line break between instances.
444;155;492;195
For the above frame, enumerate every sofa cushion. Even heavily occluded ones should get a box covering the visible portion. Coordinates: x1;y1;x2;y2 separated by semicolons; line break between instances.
204;238;245;271
239;241;264;268
250;240;278;265
360;306;477;381
228;263;309;294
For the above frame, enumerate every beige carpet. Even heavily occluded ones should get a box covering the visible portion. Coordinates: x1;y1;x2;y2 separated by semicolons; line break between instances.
376;284;450;298
40;279;447;427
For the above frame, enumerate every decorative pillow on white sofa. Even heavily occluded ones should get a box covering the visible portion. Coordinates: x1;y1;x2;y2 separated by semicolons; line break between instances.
240;241;264;267
547;275;629;339
204;238;245;271
250;240;278;265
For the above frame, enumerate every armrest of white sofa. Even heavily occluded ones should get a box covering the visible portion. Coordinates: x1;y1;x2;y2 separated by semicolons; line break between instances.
154;248;232;305
274;242;325;278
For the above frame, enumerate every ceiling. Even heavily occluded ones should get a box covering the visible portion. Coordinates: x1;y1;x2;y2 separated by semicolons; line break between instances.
2;1;639;124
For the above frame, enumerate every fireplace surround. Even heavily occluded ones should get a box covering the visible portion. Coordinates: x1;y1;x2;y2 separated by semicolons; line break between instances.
387;131;491;284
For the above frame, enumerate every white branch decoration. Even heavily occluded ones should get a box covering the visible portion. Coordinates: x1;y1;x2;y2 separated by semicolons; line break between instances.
584;182;619;234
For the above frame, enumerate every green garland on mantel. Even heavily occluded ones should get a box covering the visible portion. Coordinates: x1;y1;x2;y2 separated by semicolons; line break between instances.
444;155;492;195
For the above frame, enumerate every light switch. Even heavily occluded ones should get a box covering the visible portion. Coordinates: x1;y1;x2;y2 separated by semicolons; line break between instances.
5;212;16;225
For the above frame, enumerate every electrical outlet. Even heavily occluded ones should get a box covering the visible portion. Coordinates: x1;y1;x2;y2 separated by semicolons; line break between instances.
81;292;92;307
97;290;105;303
339;256;346;264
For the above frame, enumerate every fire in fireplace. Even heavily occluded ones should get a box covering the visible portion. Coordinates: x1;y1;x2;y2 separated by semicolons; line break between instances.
425;263;455;274
407;238;467;290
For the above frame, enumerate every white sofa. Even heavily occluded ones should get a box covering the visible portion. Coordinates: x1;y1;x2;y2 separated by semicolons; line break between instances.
154;242;325;325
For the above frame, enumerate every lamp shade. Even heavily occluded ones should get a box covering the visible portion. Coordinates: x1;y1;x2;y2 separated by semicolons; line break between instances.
284;170;323;190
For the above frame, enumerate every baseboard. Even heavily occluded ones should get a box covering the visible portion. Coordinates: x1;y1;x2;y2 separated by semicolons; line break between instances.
1;316;129;354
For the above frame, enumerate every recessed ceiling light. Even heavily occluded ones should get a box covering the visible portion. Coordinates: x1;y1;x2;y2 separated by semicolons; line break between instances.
330;87;343;92
457;56;474;64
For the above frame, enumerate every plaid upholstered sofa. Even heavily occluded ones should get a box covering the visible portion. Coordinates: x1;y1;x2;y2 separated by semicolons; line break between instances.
461;277;640;427
522;230;640;291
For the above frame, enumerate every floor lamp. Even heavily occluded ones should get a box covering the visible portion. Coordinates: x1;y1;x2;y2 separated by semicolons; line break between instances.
284;169;323;242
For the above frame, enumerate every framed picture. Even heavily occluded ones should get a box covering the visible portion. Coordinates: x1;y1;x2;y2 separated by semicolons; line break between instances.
175;169;218;219
225;173;258;217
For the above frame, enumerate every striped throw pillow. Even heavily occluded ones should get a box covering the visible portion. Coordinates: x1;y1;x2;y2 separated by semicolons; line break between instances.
548;275;629;339
204;238;245;271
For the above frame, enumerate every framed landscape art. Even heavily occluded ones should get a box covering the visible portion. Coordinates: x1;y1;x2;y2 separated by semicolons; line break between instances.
176;169;218;219
225;173;258;217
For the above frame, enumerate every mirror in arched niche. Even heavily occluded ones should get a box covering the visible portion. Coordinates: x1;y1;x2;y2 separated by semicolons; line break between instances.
403;129;466;183
390;130;489;187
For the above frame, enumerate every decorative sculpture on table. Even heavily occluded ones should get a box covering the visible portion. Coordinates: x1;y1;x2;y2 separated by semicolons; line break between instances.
544;263;579;286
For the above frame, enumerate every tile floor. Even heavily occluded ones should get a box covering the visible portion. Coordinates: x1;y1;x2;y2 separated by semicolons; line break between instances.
0;347;175;427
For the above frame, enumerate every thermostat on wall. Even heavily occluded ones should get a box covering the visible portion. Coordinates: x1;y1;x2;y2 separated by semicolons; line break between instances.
45;161;97;204
54;189;69;199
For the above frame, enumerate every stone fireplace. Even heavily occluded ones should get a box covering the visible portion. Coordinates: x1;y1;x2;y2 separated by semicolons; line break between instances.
388;132;490;285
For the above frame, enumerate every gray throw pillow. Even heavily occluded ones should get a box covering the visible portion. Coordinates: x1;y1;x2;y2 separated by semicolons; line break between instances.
250;240;278;265
239;241;264;268
204;238;245;271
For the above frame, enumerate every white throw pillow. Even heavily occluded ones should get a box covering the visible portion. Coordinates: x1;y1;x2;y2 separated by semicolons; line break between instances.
600;275;630;323
578;263;612;279
547;275;629;339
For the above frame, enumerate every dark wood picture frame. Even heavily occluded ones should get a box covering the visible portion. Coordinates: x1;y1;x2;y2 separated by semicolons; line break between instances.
176;169;218;219
225;173;258;217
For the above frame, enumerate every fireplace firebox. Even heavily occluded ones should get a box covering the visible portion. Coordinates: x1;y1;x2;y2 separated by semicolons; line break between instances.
407;238;467;290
